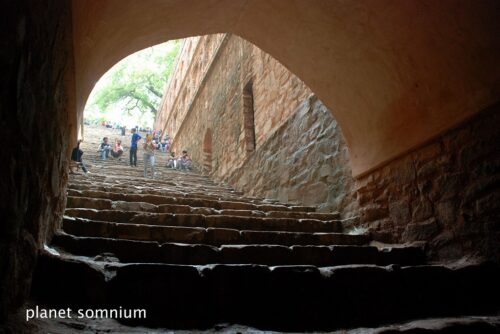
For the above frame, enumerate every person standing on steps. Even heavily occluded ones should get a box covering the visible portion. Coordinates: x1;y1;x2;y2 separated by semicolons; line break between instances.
143;134;156;178
130;128;141;167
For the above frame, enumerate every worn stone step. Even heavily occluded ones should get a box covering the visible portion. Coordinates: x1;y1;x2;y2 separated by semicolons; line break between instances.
67;179;287;202
32;252;500;331
265;210;340;220
67;197;321;221
62;217;368;246
68;184;239;201
83;179;222;192
66;192;315;213
63;208;339;233
51;233;425;266
68;181;290;206
70;175;236;193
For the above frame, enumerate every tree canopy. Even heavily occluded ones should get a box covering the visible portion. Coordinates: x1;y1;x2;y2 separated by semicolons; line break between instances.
84;40;181;127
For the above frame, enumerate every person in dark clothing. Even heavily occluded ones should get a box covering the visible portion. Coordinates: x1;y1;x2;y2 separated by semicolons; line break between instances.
98;137;111;160
130;128;142;167
70;140;88;173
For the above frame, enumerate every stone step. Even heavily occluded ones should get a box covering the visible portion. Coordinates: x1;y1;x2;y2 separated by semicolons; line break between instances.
51;233;425;266
66;193;296;211
66;193;316;214
62;217;367;246
72;174;234;191
69;182;238;199
32;252;500;331
68;187;289;208
66;196;339;220
63;209;339;233
68;188;250;205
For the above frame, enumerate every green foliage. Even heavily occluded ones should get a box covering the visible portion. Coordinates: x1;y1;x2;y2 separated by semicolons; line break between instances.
89;40;180;118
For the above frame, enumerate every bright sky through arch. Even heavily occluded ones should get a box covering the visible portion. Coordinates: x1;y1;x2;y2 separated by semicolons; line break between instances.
84;40;181;129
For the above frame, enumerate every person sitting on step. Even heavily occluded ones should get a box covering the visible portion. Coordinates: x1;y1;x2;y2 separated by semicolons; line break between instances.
70;139;89;174
177;150;193;171
110;139;124;159
166;151;177;168
98;137;111;160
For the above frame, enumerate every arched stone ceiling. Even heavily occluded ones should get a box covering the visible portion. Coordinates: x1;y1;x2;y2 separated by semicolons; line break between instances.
72;0;500;176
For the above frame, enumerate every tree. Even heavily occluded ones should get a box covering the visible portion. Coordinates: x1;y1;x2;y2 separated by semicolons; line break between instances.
87;40;180;120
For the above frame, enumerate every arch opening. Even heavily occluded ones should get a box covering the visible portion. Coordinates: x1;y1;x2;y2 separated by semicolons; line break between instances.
73;0;500;177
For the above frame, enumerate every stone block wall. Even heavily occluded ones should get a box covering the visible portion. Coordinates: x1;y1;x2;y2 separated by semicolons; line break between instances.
156;34;227;136
157;34;311;179
226;95;358;216
156;33;357;216
0;0;74;321
355;103;500;260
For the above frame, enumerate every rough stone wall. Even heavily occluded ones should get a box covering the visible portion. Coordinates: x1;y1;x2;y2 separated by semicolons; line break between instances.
157;34;311;179
226;95;358;216
0;0;74;321
156;34;353;215
356;103;500;260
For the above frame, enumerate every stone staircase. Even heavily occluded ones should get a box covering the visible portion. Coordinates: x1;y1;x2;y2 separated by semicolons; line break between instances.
30;126;500;332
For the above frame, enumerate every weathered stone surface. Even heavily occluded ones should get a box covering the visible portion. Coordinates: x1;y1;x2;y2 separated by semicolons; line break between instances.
355;105;500;260
66;196;114;210
266;211;340;220
205;228;241;245
226;96;358;218
62;214;368;247
154;33;357;218
65;208;138;224
0;0;73;321
219;245;292;265
32;251;500;331
361;205;389;222
111;201;158;213
402;218;440;242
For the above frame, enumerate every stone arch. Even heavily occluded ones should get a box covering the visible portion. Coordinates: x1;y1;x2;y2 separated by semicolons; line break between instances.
72;0;500;176
203;128;213;174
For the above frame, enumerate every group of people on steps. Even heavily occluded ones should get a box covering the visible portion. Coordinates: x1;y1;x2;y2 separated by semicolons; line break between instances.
70;127;192;178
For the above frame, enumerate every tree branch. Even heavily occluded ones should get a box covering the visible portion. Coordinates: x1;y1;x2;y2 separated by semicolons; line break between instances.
146;85;163;98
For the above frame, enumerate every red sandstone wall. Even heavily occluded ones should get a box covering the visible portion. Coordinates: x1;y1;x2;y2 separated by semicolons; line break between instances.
157;34;310;179
156;34;356;216
156;34;227;136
